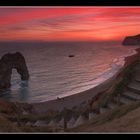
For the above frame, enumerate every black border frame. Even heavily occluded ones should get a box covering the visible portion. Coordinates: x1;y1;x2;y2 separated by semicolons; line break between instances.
0;0;140;6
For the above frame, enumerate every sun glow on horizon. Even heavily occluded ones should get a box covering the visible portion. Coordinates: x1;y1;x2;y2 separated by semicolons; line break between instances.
0;7;140;41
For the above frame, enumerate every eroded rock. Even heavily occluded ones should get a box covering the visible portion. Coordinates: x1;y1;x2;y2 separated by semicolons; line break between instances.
0;52;29;92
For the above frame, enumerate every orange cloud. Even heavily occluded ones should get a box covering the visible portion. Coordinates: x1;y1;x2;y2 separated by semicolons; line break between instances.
0;7;139;41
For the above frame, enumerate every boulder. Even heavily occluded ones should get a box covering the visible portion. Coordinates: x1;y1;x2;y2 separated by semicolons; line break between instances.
67;117;75;128
34;120;47;126
47;120;56;127
73;115;86;127
57;118;64;127
88;112;97;120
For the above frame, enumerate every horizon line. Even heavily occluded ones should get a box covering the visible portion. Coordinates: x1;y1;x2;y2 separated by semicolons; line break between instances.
0;6;140;8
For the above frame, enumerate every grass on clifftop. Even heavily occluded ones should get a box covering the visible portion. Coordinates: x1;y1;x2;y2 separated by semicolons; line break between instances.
69;101;140;132
0;115;20;132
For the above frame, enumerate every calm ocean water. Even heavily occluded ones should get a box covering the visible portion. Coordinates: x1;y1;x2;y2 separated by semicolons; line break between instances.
0;41;138;103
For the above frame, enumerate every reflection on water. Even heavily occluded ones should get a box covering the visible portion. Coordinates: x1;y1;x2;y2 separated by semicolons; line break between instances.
0;41;138;103
0;90;12;100
0;80;29;102
18;81;29;102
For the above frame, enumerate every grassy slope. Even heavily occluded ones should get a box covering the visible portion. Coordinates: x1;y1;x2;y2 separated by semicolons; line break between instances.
69;101;140;132
0;60;139;132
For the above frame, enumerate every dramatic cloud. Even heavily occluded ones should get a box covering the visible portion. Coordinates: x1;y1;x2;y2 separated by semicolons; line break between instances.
0;7;139;41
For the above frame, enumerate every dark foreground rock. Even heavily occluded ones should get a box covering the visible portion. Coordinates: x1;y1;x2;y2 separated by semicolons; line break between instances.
0;52;29;92
122;34;140;45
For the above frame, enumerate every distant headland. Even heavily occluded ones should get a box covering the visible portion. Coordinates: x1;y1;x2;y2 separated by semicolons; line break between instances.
122;34;140;45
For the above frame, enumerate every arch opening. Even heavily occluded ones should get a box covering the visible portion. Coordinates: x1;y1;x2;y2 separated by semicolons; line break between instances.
0;52;29;92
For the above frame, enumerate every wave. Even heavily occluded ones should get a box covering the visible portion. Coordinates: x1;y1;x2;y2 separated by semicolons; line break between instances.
39;46;139;102
0;42;139;103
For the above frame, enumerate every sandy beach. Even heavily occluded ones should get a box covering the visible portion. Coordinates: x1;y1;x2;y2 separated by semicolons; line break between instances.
32;47;140;114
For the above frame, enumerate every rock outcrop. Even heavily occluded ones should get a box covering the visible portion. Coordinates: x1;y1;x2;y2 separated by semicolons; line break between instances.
0;52;29;92
122;34;140;45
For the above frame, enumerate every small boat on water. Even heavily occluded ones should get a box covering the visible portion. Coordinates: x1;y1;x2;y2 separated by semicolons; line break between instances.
68;55;75;57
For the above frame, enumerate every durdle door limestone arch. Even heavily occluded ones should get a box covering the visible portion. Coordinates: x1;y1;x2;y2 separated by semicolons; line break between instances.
0;52;29;92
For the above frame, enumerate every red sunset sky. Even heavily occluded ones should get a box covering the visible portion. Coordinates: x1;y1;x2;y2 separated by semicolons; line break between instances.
0;7;140;41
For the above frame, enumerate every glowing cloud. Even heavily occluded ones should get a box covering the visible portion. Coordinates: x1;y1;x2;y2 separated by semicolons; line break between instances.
0;7;140;41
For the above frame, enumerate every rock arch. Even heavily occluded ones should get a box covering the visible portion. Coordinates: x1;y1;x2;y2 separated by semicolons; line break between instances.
0;52;29;91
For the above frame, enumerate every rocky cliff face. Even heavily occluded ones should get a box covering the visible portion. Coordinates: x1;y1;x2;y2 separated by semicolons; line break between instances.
122;34;140;45
0;52;29;92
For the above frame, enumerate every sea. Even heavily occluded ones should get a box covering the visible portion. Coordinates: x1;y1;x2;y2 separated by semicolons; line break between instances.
0;41;138;103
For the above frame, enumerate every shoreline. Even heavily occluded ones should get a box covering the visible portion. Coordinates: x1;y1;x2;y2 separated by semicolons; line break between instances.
31;46;140;114
30;45;138;102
